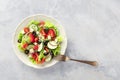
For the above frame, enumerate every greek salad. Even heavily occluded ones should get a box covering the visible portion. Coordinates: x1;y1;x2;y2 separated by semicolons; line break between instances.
17;20;63;64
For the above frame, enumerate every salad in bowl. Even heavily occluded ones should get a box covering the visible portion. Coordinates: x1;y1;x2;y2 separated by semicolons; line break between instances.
18;20;62;64
13;14;67;68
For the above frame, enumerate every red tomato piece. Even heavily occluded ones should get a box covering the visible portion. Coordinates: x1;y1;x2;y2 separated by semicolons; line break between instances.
32;52;40;64
48;29;56;38
44;47;49;53
36;58;39;64
32;52;38;60
34;45;38;50
22;43;28;49
40;28;47;39
29;33;35;43
34;37;39;42
40;58;45;64
24;27;29;33
40;29;46;36
39;21;45;26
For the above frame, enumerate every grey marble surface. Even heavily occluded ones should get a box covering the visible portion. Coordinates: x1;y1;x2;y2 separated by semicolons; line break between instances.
0;0;120;80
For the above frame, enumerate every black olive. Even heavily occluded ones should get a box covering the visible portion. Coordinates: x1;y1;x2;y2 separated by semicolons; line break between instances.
17;39;21;43
50;51;54;58
37;51;40;54
44;29;49;34
44;41;49;46
24;50;29;54
38;41;41;44
43;52;49;56
29;42;33;45
32;31;37;37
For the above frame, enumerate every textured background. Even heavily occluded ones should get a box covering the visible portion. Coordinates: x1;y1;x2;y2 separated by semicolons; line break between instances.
0;0;120;80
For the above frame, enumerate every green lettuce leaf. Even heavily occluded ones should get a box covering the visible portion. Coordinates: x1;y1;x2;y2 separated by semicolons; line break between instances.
56;36;63;42
51;45;61;56
38;50;45;61
28;20;39;26
17;43;24;52
29;57;37;64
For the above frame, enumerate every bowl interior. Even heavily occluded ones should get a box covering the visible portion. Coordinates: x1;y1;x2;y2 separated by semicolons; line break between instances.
13;14;67;69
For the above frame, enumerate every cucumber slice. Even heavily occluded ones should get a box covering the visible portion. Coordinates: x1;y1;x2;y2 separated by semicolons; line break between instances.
38;43;43;52
22;34;30;43
47;41;57;49
27;44;34;50
29;24;38;32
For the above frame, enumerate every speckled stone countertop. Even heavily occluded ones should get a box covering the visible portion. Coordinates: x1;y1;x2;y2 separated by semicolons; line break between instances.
0;0;120;80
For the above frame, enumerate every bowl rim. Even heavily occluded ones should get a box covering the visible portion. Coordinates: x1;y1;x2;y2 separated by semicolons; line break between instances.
12;14;67;69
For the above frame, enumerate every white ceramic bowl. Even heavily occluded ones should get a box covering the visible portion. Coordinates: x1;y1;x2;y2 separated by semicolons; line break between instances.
13;14;67;69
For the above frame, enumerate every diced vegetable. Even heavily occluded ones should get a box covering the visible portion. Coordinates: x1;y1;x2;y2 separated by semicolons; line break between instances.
33;45;38;50
47;35;51;40
24;27;29;33
22;34;30;43
29;24;38;32
28;20;40;26
47;41;58;49
29;48;34;53
40;28;46;37
38;50;45;60
18;43;24;52
48;29;56;38
29;33;35;43
56;36;63;42
29;57;37;64
39;21;45;26
34;37;39;42
18;33;23;41
27;44;34;50
22;43;28;49
51;45;61;56
38;43;43;51
32;52;38;60
44;21;54;28
40;58;45;63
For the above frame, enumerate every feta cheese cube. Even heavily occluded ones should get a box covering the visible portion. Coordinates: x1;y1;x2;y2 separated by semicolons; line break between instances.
47;35;51;40
29;48;34;53
34;42;37;45
36;31;39;34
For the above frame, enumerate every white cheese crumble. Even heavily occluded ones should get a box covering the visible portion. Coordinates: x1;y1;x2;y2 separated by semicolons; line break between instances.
29;48;34;53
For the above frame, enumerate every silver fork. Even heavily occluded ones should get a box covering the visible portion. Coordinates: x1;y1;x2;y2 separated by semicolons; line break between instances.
54;55;98;66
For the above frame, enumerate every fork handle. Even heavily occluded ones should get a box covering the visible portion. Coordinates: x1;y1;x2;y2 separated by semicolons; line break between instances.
70;59;98;66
